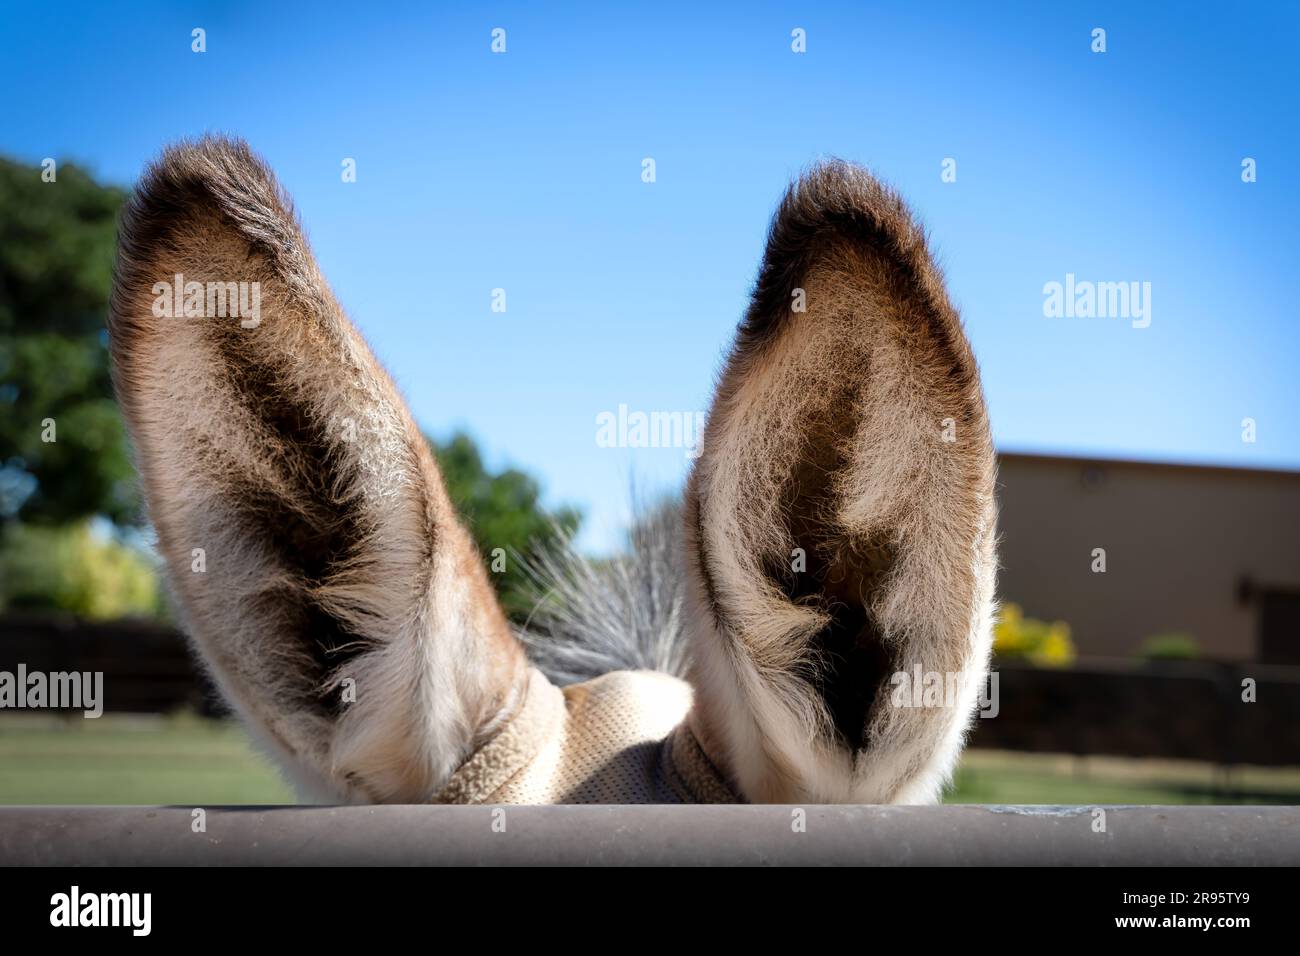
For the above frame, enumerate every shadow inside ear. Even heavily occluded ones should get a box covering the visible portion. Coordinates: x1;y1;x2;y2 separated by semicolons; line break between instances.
206;320;374;719
760;392;901;752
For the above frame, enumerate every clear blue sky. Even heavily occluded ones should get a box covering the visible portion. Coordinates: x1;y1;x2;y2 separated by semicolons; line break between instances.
3;2;1297;552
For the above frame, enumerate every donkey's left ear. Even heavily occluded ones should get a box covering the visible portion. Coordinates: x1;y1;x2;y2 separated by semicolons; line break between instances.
109;136;526;803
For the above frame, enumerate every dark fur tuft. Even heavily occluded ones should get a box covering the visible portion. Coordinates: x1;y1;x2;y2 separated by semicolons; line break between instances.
740;161;970;389
114;136;299;285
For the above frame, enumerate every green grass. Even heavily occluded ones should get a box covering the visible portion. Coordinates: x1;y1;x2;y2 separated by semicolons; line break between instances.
2;713;1298;805
948;750;1300;805
0;712;293;804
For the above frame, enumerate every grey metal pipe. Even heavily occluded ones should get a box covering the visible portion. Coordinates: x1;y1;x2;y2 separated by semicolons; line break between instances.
0;805;1295;866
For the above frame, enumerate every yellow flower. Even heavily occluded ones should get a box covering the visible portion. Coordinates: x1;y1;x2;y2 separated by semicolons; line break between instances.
993;603;1076;666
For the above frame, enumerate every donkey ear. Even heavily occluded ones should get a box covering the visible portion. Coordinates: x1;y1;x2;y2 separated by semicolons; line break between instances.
684;161;998;804
109;136;526;803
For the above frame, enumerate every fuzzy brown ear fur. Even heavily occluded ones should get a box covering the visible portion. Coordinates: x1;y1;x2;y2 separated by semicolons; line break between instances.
684;161;998;804
109;136;526;803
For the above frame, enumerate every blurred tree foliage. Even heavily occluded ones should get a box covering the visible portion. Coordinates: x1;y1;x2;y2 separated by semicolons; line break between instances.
0;154;579;622
0;156;137;525
0;521;163;620
0;429;578;623
432;432;580;621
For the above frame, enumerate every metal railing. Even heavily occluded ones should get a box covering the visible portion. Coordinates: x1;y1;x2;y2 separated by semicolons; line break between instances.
1;805;1295;866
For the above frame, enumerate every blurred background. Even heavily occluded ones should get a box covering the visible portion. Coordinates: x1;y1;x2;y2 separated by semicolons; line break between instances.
1;1;1298;804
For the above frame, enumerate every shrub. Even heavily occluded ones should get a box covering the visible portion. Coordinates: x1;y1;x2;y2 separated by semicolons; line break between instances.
993;603;1077;667
0;520;163;620
1135;632;1200;661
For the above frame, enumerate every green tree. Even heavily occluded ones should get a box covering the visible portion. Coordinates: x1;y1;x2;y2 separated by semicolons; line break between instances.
432;432;580;620
0;156;136;525
0;521;163;620
0;155;578;623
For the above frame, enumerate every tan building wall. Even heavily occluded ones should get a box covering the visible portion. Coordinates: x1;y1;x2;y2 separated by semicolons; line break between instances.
995;453;1300;663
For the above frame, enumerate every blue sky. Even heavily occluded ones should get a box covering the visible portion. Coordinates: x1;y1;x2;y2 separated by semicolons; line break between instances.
3;1;1297;552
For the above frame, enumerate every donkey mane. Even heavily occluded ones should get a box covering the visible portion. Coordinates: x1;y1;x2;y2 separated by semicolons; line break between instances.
517;499;691;686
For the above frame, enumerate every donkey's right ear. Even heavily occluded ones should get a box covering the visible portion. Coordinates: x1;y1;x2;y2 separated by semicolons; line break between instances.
109;136;527;803
683;161;998;804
